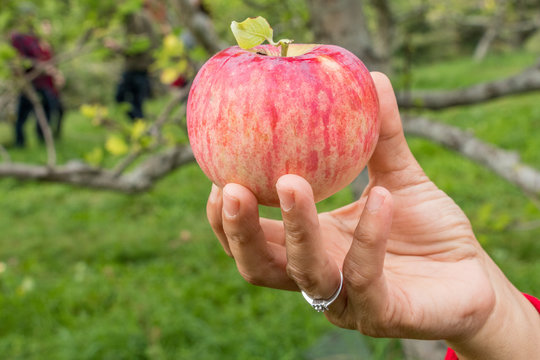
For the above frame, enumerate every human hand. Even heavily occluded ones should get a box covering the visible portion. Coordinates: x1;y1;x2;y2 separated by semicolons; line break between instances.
206;73;540;359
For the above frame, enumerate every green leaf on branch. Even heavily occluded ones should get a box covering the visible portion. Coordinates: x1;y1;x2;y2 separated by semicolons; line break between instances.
105;135;129;156
0;43;16;61
163;34;184;55
230;16;274;49
85;147;104;166
131;120;147;141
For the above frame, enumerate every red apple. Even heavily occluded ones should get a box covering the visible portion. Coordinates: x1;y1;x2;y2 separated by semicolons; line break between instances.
187;44;379;207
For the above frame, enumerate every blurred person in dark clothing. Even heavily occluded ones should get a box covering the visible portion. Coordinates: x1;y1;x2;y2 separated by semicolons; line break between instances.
10;17;64;147
106;2;159;121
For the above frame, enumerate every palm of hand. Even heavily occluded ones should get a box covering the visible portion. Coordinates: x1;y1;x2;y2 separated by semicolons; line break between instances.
315;177;494;339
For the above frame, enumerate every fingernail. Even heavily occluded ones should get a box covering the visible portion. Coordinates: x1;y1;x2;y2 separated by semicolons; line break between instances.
366;187;386;213
223;188;239;218
277;187;295;212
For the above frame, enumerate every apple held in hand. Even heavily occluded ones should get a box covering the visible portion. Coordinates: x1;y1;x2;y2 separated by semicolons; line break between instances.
187;18;379;207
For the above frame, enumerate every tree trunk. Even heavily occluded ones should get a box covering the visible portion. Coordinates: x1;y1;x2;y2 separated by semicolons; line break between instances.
306;0;387;72
370;0;395;70
170;0;227;54
512;0;540;47
473;0;507;62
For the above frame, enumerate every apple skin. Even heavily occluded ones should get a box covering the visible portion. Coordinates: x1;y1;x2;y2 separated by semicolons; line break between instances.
187;44;379;207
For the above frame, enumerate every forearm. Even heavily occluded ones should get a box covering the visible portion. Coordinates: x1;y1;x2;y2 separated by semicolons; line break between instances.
446;254;540;359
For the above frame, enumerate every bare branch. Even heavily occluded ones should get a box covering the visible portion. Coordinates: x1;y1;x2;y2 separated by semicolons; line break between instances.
513;219;540;232
152;86;190;132
0;78;194;192
112;150;144;177
403;115;540;198
0;144;10;163
0;86;13;116
397;60;540;109
125;146;195;191
112;86;190;176
0;146;195;193
21;83;56;166
170;0;227;54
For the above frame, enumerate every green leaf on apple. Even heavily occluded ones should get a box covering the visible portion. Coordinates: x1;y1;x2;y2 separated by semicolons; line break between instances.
231;16;292;56
230;16;274;50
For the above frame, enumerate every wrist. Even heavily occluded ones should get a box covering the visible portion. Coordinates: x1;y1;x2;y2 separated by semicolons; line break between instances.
446;254;540;359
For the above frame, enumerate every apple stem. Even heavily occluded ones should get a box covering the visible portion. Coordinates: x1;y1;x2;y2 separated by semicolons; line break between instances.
270;39;292;57
280;41;289;57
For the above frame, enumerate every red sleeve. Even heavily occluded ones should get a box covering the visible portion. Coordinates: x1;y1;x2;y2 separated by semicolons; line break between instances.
444;348;460;360
445;293;539;359
38;43;53;61
11;33;42;59
523;293;540;312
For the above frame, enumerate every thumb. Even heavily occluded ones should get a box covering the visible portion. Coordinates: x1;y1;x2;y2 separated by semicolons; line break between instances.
368;72;425;190
344;186;393;297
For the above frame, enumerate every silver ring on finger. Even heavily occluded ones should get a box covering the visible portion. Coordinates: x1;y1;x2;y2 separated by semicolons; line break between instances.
301;269;343;312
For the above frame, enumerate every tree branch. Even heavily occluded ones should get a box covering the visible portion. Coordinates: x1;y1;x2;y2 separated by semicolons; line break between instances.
0;144;10;163
0;146;195;193
397;60;540;109
170;0;227;54
112;86;190;176
21;82;56;166
402;115;540;198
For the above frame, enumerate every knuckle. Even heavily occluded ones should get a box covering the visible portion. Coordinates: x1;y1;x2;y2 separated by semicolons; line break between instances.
223;224;256;245
283;218;318;244
355;301;401;338
355;310;391;337
239;269;265;287
343;263;376;292
225;230;249;245
284;225;307;244
353;230;379;250
358;322;386;338
286;264;319;293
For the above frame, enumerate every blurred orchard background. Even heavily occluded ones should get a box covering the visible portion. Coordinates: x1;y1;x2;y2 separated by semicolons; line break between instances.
0;0;539;359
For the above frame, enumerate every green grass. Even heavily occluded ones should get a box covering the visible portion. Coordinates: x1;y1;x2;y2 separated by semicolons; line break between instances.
0;49;539;359
0;165;334;360
408;50;539;89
